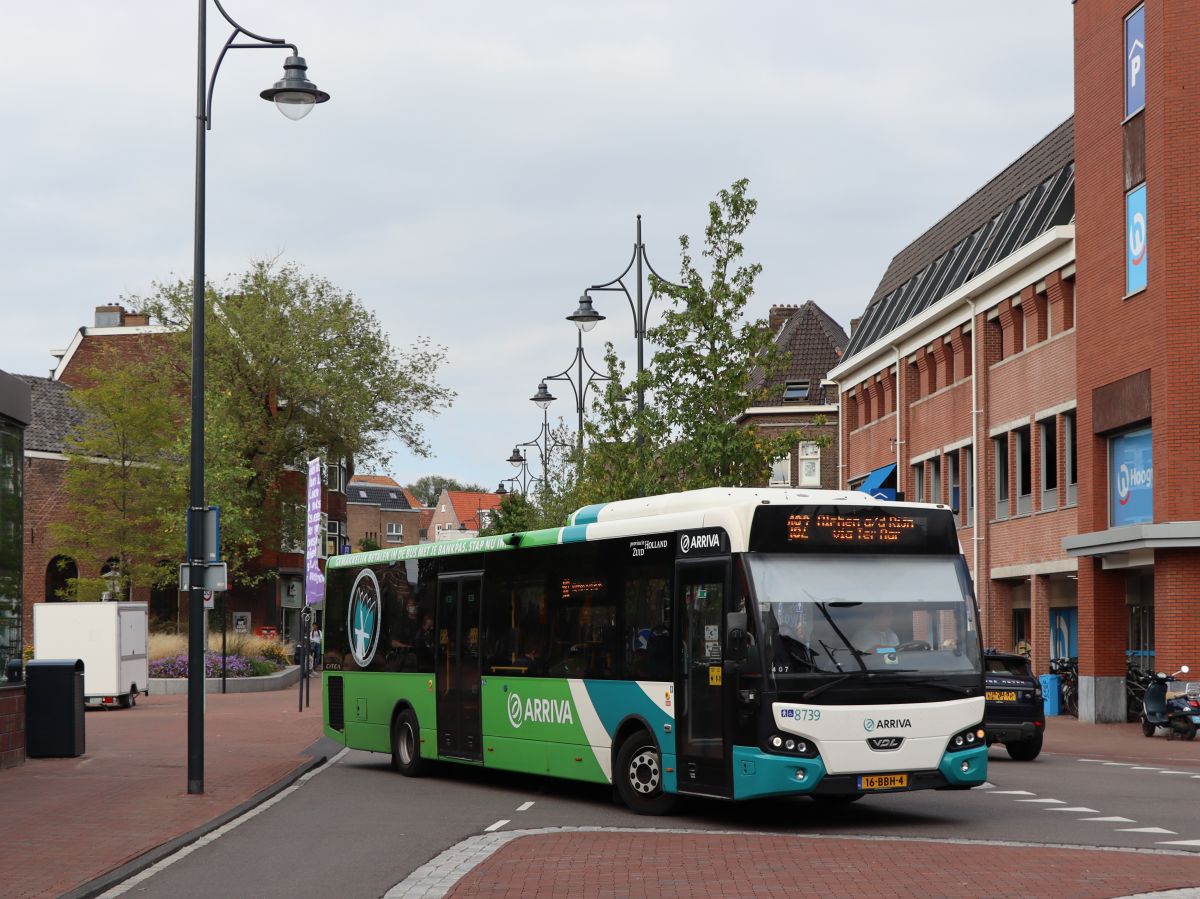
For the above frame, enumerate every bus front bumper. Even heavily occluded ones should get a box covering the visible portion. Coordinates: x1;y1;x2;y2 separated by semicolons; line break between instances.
731;745;987;800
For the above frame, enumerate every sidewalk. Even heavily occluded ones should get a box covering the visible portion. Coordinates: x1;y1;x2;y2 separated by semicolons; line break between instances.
0;678;325;899
3;695;1199;899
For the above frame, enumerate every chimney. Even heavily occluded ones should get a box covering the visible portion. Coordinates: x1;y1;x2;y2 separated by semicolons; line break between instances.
769;304;799;333
850;317;861;336
124;312;150;326
94;305;125;328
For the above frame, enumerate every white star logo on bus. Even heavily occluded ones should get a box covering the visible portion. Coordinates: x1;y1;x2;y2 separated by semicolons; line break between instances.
347;569;381;668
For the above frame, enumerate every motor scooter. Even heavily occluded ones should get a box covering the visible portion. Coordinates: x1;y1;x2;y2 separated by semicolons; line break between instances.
1141;665;1199;740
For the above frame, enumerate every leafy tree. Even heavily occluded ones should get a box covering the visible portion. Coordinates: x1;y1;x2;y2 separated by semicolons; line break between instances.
404;475;489;508
577;178;825;501
132;259;453;583
50;346;187;599
358;536;381;553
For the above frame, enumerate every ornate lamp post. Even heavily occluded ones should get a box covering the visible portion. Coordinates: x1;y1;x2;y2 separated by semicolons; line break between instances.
186;0;329;795
541;321;610;452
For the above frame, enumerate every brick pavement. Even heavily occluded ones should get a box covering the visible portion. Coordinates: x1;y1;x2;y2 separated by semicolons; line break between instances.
0;678;324;899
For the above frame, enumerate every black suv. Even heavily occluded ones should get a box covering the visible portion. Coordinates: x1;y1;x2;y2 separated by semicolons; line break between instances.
984;651;1045;761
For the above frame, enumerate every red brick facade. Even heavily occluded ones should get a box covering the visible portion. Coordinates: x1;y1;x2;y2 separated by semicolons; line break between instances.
0;686;25;768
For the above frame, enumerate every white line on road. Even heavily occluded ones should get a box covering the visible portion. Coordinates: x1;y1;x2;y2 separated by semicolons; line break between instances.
1158;770;1193;775
1130;766;1160;771
976;782;996;789
988;790;1036;795
516;802;534;812
1117;827;1178;834
1016;798;1065;804
1159;839;1200;847
1081;817;1136;823
1077;758;1107;763
485;820;510;832
1046;807;1100;813
1103;762;1136;766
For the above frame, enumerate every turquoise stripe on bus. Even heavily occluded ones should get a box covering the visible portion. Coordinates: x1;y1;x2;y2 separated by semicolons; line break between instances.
570;503;607;527
559;524;589;543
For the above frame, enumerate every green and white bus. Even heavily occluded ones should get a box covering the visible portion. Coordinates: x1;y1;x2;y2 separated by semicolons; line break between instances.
320;487;987;813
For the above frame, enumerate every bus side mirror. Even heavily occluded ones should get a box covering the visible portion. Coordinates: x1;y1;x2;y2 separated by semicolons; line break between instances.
726;612;748;662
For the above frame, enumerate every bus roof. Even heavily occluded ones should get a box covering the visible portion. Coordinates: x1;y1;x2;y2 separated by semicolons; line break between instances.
325;487;952;570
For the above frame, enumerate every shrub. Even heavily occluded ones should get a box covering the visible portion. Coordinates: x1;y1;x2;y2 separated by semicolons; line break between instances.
148;650;256;678
248;657;280;677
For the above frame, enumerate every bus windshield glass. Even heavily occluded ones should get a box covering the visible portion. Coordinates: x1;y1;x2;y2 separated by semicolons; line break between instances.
746;553;981;683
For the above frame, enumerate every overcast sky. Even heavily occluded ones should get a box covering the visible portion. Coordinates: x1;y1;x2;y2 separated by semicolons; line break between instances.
2;2;1073;494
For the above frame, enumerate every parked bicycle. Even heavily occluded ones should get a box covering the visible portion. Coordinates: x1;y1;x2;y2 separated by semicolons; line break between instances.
1126;660;1153;722
1050;657;1079;717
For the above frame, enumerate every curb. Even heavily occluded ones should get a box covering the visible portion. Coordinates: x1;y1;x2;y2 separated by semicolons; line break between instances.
148;664;302;695
61;747;328;899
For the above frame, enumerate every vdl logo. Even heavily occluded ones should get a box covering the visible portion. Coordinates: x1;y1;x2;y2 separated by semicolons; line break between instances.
347;569;381;668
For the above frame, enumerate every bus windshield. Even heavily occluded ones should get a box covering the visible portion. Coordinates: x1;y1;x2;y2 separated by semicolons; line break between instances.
745;553;981;683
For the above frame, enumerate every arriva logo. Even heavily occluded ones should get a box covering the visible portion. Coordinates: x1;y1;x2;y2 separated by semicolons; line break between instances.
506;692;574;729
864;717;911;731
680;532;721;555
1116;461;1152;506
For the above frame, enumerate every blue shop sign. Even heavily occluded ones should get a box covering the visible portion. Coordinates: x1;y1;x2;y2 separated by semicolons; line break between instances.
1125;5;1145;119
1126;184;1147;295
1110;427;1153;527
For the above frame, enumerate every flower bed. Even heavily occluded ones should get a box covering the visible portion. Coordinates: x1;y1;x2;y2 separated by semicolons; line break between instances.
149;650;279;679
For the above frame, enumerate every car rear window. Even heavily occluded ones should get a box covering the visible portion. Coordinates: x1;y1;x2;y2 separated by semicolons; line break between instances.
985;656;1031;677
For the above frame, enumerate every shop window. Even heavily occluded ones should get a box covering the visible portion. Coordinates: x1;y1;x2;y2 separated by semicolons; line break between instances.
1015;426;1032;515
797;442;821;487
1040;419;1058;511
1064;410;1078;507
994;434;1009;520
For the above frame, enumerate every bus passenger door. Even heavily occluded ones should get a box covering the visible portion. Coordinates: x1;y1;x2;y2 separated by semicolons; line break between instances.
436;573;483;760
674;558;731;797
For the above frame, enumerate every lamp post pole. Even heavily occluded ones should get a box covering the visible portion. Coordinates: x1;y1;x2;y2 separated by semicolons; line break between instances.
542;329;609;453
187;0;328;795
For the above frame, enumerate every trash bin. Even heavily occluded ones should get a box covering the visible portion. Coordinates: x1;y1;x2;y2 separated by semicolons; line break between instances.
1039;673;1061;717
25;659;85;758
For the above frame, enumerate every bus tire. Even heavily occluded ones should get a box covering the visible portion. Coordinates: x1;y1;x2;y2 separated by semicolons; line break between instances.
391;708;427;777
615;732;677;816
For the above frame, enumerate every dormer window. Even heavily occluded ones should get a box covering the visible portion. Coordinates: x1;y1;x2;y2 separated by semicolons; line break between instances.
783;381;810;402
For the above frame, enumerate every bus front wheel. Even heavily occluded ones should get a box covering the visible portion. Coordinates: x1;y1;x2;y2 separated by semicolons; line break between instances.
391;708;427;777
615;732;677;816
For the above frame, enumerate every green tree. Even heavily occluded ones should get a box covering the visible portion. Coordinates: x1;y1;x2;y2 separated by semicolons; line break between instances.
577;178;824;501
50;346;187;599
404;475;489;507
134;259;453;584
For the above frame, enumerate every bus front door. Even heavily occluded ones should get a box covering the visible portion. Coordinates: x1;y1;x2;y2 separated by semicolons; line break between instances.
674;559;731;797
436;573;483;760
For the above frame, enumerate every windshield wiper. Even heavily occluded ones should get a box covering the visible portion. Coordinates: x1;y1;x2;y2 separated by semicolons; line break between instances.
802;671;872;701
811;597;868;672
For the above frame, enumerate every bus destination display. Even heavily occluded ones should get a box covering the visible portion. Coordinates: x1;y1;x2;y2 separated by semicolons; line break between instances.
787;512;917;545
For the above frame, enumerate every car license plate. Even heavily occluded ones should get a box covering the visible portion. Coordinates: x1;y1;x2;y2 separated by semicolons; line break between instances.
857;773;908;790
986;690;1017;702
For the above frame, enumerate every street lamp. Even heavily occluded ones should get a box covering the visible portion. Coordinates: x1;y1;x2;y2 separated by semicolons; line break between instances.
186;0;329;796
577;214;680;418
542;329;610;453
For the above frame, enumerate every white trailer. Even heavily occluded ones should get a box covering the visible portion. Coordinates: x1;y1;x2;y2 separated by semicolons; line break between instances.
33;602;149;707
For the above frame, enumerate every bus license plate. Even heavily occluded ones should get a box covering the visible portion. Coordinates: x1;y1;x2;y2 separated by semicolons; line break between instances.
986;690;1017;702
858;773;908;791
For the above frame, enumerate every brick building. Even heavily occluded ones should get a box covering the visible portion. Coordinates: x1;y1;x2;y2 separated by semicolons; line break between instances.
737;302;846;488
831;3;1198;723
0;370;30;768
427;489;503;540
346;477;423;552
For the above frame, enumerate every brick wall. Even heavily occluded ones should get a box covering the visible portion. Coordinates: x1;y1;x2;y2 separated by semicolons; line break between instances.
0;685;26;768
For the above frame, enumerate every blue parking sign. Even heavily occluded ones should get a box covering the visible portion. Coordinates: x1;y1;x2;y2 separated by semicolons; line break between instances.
1126;184;1147;295
1126;5;1145;118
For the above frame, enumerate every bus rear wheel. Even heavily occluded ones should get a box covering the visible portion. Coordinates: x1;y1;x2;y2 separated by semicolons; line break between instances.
615;732;677;816
391;708;427;777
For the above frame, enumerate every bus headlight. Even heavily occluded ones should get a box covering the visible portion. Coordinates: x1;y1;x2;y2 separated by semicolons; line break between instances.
765;734;818;758
946;725;985;753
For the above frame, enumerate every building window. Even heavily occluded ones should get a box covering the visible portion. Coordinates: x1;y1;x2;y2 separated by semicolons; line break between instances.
782;381;810;402
965;445;974;522
386;522;403;543
912;462;925;504
324;461;346;494
1040;419;1058;511
994;434;1009;520
1064;410;1078;507
1015;426;1032;515
769;453;792;487
325;517;344;557
948;451;961;526
929;456;942;506
797;442;821;487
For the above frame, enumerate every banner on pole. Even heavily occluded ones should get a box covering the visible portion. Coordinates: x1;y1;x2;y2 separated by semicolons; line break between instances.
305;458;325;606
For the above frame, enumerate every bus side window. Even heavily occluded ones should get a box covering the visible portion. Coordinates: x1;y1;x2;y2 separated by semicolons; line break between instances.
625;574;671;682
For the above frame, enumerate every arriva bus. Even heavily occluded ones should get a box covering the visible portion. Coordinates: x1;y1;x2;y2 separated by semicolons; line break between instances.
320;487;987;813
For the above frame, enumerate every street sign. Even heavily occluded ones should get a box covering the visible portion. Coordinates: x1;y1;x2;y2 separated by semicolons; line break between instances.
202;590;215;610
179;562;228;592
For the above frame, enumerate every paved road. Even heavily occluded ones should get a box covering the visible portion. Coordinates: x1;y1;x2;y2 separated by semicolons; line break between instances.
106;740;1200;898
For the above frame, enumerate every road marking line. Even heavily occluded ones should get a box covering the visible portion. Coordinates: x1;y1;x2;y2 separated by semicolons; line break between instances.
1103;762;1136;766
1159;840;1200;847
976;782;996;789
98;748;350;897
1081;817;1136;823
517;801;534;812
1158;770;1192;775
485;820;510;832
988;790;1036;795
1077;758;1107;763
1016;798;1065;804
1117;827;1177;834
1130;766;1160;771
1047;807;1100;813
